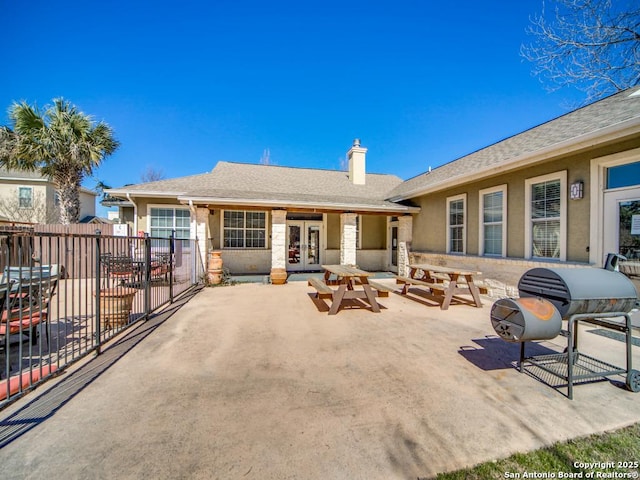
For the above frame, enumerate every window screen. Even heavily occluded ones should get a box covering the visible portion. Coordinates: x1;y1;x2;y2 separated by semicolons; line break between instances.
483;190;503;256
449;199;464;253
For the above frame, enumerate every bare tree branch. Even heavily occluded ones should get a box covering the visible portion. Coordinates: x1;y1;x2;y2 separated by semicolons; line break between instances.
140;166;165;183
521;0;640;104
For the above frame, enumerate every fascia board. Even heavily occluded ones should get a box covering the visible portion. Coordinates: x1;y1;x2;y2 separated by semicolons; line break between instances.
0;176;48;183
105;190;184;198
101;200;134;207
390;117;640;201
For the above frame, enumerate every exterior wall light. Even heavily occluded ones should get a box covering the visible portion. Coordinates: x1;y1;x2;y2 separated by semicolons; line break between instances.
570;181;584;200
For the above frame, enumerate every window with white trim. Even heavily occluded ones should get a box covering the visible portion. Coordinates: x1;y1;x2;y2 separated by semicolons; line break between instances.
525;171;567;260
149;207;191;240
223;210;266;248
479;185;507;257
18;187;33;208
446;194;466;254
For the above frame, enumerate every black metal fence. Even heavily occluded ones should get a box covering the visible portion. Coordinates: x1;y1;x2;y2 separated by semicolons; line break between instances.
0;231;205;407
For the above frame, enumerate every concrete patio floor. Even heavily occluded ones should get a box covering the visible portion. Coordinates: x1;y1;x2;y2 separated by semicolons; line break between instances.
0;279;639;479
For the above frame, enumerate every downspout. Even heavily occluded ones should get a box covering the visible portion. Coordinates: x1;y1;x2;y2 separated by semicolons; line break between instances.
126;193;138;234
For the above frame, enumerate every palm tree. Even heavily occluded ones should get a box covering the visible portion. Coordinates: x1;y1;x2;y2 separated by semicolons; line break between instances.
0;98;119;224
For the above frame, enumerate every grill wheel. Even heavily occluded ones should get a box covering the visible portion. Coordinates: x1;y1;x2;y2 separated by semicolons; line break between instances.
627;370;640;392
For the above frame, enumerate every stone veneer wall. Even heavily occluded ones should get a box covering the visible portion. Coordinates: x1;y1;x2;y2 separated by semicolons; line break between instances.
409;251;593;298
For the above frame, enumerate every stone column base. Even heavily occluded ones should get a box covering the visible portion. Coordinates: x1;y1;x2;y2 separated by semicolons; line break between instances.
270;268;288;285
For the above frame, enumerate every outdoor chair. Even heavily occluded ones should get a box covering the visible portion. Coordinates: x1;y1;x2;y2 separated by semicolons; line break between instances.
0;280;46;345
103;256;136;287
0;265;60;346
150;253;171;282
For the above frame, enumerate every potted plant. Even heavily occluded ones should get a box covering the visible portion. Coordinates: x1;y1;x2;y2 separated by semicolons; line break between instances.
95;287;137;330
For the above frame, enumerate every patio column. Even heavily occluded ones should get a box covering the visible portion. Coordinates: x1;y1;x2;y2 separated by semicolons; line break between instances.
398;215;413;276
340;212;357;266
270;209;288;285
195;207;210;271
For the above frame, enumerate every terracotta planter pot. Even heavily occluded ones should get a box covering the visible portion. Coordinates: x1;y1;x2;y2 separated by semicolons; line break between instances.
95;287;137;330
270;268;287;285
208;251;223;285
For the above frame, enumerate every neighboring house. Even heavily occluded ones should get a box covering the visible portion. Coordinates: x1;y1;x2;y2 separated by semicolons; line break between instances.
79;216;113;225
106;87;640;286
0;169;98;224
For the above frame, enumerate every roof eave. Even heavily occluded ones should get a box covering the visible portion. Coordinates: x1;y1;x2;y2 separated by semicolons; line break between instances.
390;116;640;201
0;176;48;183
105;190;184;199
101;200;135;207
178;196;420;214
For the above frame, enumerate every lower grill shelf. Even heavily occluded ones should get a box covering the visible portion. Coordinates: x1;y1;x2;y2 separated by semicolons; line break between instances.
525;352;626;382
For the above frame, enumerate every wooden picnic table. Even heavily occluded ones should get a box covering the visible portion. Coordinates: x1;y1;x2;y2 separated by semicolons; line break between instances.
397;263;483;310
308;265;381;315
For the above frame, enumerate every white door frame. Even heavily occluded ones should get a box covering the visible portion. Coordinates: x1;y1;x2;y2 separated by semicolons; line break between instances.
603;188;640;260
286;221;323;271
590;147;640;266
388;219;399;273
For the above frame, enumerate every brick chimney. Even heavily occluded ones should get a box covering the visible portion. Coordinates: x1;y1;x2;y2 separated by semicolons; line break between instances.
347;138;367;185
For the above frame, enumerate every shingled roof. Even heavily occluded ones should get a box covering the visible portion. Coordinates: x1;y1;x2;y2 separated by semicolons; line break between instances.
108;162;416;213
387;87;640;200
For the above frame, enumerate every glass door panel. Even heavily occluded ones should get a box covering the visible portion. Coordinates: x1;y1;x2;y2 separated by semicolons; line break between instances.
287;224;301;267
618;200;640;260
306;225;321;269
603;187;640;264
391;226;398;267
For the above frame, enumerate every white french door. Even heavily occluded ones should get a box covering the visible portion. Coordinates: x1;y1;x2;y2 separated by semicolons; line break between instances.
603;187;640;261
286;221;323;271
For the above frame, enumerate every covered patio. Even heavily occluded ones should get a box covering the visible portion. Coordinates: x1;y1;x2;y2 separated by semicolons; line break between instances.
1;280;639;479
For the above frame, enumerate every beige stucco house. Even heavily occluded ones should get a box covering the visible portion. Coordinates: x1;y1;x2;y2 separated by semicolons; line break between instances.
387;86;640;286
106;87;640;286
0;168;97;224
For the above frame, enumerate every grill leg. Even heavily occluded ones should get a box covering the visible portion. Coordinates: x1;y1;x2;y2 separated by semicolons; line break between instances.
519;342;525;372
567;316;577;400
625;313;633;377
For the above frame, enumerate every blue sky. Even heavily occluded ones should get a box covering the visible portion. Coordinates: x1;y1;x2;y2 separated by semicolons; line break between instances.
1;0;584;208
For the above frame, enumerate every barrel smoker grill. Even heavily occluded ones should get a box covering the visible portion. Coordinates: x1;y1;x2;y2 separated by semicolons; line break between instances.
491;267;640;399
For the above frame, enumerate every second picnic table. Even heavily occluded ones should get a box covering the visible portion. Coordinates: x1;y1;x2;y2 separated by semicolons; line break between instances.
396;263;483;310
309;265;384;315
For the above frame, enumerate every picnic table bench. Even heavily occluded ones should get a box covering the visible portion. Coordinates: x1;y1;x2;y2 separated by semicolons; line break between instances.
307;276;334;299
395;275;447;294
307;265;383;315
396;263;484;310
366;280;395;297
